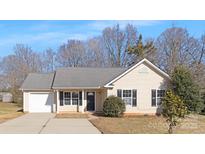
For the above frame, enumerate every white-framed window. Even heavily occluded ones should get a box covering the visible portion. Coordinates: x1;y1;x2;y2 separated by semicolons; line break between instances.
117;89;137;107
72;92;79;105
151;89;165;107
123;90;132;105
60;91;82;106
64;92;71;105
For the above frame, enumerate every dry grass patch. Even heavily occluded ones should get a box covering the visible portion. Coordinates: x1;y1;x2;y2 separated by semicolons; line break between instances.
56;113;89;118
90;114;205;134
0;102;24;123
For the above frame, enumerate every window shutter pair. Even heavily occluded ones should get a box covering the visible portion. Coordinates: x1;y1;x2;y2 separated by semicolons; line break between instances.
117;89;137;107
151;89;166;107
59;91;83;106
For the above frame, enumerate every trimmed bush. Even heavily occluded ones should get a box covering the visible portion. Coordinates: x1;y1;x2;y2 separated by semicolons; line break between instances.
103;95;125;117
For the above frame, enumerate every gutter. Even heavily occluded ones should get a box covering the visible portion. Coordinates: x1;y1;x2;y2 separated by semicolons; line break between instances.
52;86;102;90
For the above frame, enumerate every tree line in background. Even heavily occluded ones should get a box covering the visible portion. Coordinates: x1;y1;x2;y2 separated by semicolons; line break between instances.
0;24;204;108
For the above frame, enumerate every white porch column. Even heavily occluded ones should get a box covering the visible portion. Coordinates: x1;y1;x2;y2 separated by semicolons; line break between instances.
56;90;60;113
82;90;85;113
23;91;26;112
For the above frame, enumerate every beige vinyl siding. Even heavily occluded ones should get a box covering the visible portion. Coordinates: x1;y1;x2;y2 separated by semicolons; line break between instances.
96;89;107;112
107;62;170;114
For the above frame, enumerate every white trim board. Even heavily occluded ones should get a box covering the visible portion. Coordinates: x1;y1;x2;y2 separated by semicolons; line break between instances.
52;87;101;89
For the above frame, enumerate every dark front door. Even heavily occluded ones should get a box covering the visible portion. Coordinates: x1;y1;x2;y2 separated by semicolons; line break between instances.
87;92;95;111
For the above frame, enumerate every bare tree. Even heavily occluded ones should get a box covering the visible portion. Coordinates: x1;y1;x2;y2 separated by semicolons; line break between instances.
155;27;205;91
0;57;9;90
56;40;86;67
197;34;205;65
155;27;196;73
188;35;205;89
102;24;137;67
41;48;56;72
1;44;42;103
85;37;108;67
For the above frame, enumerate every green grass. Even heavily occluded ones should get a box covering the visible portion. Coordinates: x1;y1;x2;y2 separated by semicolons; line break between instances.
90;114;205;134
0;102;24;123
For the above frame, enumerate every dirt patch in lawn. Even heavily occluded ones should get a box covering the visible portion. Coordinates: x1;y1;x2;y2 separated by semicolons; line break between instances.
56;113;89;118
0;102;24;123
89;114;205;134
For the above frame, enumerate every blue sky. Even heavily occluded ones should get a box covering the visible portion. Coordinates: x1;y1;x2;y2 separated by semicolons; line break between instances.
0;20;205;57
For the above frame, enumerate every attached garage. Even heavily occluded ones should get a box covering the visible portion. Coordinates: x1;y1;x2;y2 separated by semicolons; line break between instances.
28;92;54;112
20;73;55;113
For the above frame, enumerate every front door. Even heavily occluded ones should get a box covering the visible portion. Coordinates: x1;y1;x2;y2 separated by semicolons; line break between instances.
87;92;95;111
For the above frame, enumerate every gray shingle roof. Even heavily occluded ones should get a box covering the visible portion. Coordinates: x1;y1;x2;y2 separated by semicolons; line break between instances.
52;67;127;88
21;67;127;90
21;59;171;90
20;73;55;90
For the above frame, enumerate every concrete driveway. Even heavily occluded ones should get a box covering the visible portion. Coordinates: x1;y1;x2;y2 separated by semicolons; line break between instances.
0;113;100;134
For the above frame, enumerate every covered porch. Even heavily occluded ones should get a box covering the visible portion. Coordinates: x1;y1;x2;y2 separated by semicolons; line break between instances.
55;88;107;113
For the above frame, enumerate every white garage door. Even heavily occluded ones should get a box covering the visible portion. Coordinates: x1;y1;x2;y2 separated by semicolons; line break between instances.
29;93;54;112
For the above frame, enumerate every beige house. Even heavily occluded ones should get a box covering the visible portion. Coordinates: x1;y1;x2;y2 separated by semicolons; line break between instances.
20;59;170;114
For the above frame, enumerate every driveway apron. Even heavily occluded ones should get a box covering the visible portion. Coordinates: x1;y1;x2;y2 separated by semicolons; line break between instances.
0;113;100;134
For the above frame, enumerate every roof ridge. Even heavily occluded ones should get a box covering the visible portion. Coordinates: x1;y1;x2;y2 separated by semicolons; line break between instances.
29;72;54;75
56;67;126;70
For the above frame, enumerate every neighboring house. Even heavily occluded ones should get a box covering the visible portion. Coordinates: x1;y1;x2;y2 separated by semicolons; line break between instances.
20;59;170;114
0;92;13;103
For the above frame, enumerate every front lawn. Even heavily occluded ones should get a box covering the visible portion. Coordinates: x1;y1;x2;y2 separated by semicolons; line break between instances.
90;114;205;134
0;102;24;123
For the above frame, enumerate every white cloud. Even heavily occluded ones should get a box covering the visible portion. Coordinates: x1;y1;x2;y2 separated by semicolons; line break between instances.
0;31;96;56
0;20;162;56
0;20;159;47
0;31;91;46
88;20;161;31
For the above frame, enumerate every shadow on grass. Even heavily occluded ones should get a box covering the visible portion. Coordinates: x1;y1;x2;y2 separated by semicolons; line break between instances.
17;109;23;112
199;112;205;116
92;112;161;118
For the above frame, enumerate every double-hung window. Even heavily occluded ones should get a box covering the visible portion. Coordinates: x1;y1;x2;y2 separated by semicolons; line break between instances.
151;89;165;107
117;89;137;107
157;90;165;105
64;92;71;105
72;92;79;105
123;90;132;105
61;91;82;106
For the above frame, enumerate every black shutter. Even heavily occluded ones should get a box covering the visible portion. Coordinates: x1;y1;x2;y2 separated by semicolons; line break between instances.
117;89;122;98
79;91;82;106
132;89;137;107
60;91;64;106
151;89;156;107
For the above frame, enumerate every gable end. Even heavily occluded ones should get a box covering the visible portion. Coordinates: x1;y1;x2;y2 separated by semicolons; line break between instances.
104;59;170;87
